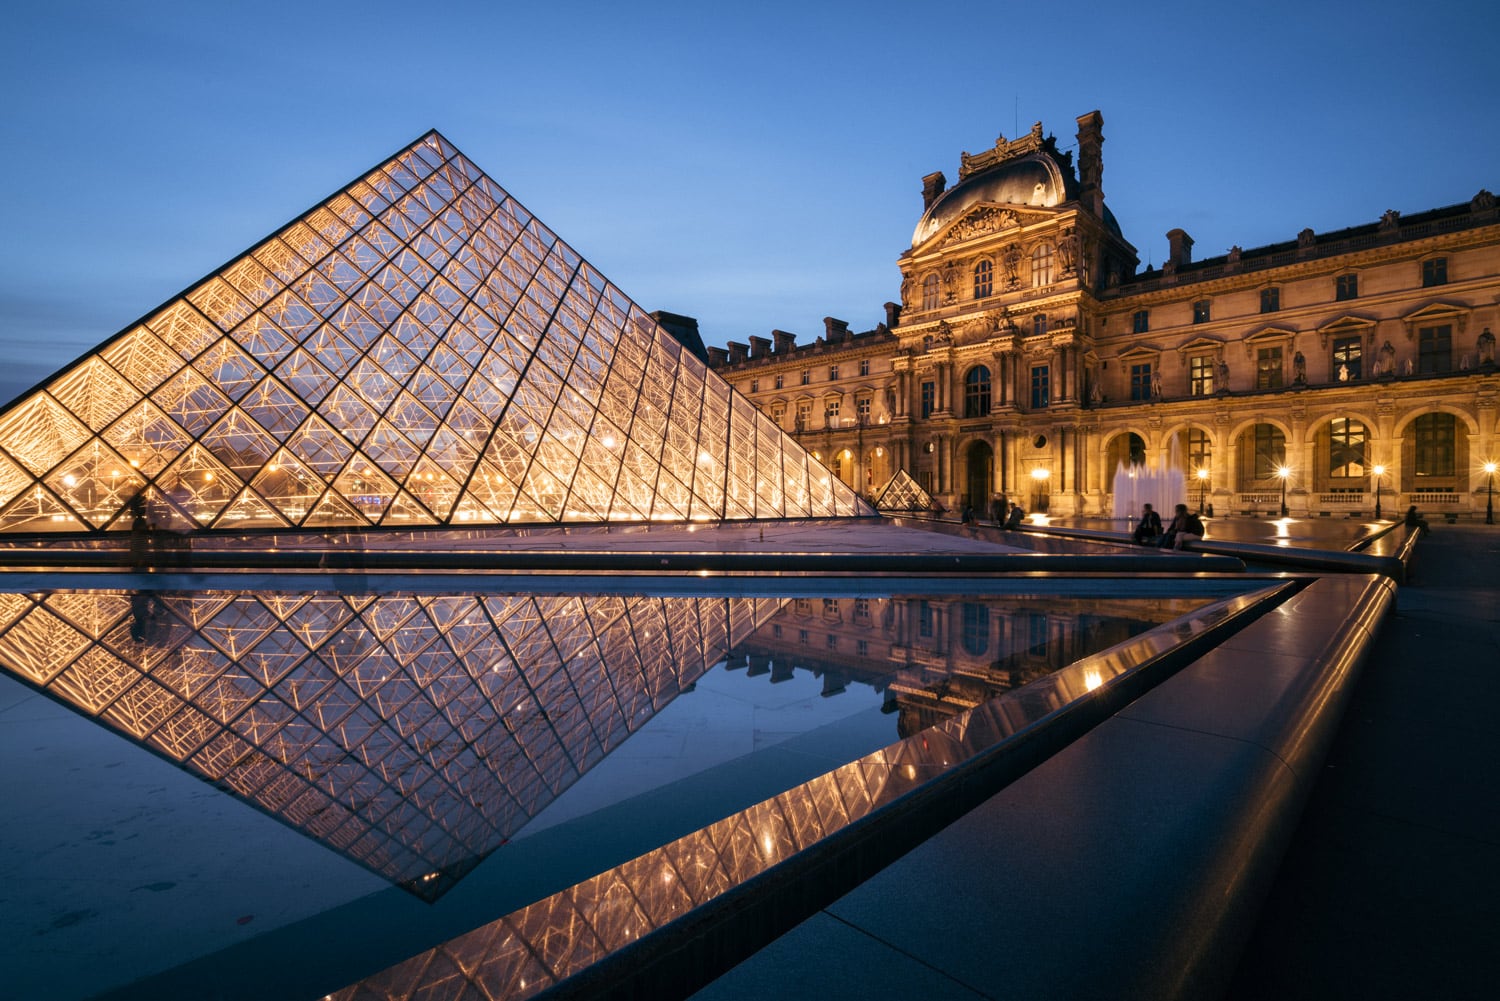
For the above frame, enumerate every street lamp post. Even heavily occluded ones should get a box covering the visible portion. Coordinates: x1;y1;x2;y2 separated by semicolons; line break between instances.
1486;461;1496;525
1276;465;1290;517
1372;464;1385;520
1196;467;1209;515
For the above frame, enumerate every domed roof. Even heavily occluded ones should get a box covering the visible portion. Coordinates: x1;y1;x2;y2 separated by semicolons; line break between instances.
911;151;1075;247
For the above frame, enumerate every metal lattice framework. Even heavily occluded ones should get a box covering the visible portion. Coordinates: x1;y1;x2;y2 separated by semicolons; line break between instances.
0;588;777;899
874;468;935;513
0;132;871;534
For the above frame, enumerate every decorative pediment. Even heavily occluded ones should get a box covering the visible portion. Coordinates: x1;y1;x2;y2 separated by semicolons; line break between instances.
1174;335;1225;366
930;204;1053;249
1400;300;1470;340
1242;325;1298;359
1315;313;1376;348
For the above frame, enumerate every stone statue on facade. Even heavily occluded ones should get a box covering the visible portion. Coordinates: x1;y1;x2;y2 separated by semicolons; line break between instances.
1002;244;1022;286
1216;357;1230;392
1478;327;1496;368
1292;350;1306;384
1058;230;1079;274
1376;340;1396;377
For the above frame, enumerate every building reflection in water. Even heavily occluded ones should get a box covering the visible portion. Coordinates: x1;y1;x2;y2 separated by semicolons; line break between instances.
0;587;1203;905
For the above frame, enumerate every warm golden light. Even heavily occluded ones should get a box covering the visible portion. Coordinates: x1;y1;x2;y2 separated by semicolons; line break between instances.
1276;465;1291;479
1196;467;1209;481
1373;464;1385;476
1030;467;1049;481
1486;462;1498;475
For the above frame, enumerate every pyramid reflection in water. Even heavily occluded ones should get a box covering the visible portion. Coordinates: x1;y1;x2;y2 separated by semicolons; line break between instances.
0;588;777;899
0;131;870;534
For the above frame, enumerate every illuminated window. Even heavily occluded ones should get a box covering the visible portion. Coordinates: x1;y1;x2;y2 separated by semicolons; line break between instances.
1031;244;1054;287
973;259;994;299
1332;336;1362;380
1192;300;1211;324
856;396;871;423
1256;346;1284;389
824;398;840;424
1422;257;1447;287
1187;428;1211;470
1253;424;1286;479
1189;355;1215;396
963;366;991;417
1413;413;1455;477
1329;418;1367;477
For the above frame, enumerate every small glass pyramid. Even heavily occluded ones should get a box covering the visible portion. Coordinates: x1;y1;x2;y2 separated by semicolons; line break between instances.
0;132;872;533
874;468;935;513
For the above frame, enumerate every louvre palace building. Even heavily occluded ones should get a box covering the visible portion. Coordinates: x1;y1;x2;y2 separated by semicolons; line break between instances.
708;111;1499;519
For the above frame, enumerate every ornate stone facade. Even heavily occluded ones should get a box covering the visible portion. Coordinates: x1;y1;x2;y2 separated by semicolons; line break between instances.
711;110;1500;519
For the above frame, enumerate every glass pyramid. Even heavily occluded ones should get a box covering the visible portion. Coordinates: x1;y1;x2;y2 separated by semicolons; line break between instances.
874;468;935;513
0;131;872;533
0;586;779;899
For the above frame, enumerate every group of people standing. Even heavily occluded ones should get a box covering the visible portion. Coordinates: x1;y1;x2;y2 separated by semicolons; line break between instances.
1131;503;1205;550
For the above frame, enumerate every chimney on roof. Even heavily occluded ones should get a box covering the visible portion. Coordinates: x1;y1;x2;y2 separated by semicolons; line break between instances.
726;341;748;364
922;171;947;210
706;346;728;367
884;301;902;328
824;317;850;342
1075;110;1105;217
772;329;797;354
1166;228;1194;269
749;335;771;359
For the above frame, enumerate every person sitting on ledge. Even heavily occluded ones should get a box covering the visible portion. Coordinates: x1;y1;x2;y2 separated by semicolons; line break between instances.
1131;503;1163;546
1003;502;1025;530
1159;503;1205;550
1403;504;1430;536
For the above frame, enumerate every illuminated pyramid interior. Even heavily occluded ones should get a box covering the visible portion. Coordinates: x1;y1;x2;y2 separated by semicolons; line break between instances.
0;587;777;899
874;468;934;513
0;131;871;533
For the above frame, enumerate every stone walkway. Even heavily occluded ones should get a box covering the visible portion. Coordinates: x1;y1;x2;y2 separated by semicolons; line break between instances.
1227;524;1500;999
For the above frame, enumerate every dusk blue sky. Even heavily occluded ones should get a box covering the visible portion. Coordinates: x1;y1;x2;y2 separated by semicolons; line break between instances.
2;0;1495;407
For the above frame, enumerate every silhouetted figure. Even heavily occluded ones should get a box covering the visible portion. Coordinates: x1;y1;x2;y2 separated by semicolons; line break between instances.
1003;503;1025;530
1159;503;1205;550
1132;504;1163;545
1404;504;1430;536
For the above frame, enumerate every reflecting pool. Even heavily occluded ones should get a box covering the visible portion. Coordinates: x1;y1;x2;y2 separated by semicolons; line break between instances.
0;580;1229;1000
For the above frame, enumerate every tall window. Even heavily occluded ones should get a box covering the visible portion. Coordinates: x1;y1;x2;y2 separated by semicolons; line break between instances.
749;379;759;393
1253;424;1286;480
920;380;936;418
1422;257;1447;287
859;358;870;376
1413;413;1456;477
1189;355;1215;396
1332;336;1362;380
1335;273;1358;301
1418;325;1452;373
856;396;871;424
1030;365;1050;408
973;259;994;299
1260;287;1280;313
961;604;989;656
824;399;840;425
1132;310;1149;333
1031;244;1054;287
1192;300;1212;324
964;366;991;417
829;365;839;380
918;600;934;638
774;373;784;389
1187;428;1211;471
1256;346;1284;389
772;405;785;427
922;274;940;310
1329;418;1368;477
1033;313;1048;337
795;401;811;430
1129;362;1153;401
801;369;811;385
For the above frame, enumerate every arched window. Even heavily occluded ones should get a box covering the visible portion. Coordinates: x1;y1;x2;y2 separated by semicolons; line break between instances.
964;366;991;417
1031;243;1055;287
921;274;940;310
973;259;993;299
1329;419;1368;477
